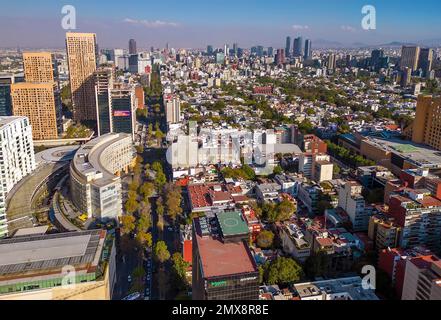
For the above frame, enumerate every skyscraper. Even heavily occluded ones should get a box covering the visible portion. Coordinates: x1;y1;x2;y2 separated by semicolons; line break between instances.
11;82;59;140
0;116;35;238
275;49;286;65
0;75;24;116
66;32;98;122
129;39;137;55
111;83;137;139
256;46;264;57
285;36;292;58
293;37;304;57
22;52;62;131
418;48;434;78
400;46;420;72
304;39;312;60
267;47;274;57
232;43;238;57
327;53;337;70
23;52;57;83
370;49;384;71
207;45;214;56
411;95;441;150
94;67;115;136
164;94;181;124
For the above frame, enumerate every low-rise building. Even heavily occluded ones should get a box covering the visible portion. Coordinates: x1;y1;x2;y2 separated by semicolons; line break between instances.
0;230;116;300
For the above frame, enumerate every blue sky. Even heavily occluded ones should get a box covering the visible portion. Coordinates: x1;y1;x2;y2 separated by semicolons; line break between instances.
1;0;440;48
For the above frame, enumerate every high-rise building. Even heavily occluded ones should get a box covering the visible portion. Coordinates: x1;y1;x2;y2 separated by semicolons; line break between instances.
216;52;225;64
0;74;24;116
164;94;181;124
285;36;292;58
23;52;57;83
192;212;259;300
304;39;312;60
418;48;434;78
256;46;264;57
401;254;441;300
70;133;135;221
411;95;441;150
111;83;137;139
94;67;115;136
267;47;274;57
338;181;373;232
10;82;59;140
129;39;137;55
275;49;285;65
400;46;420;72
388;188;441;252
0;116;36;238
327;53;337;70
66;32;98;121
207;45;214;56
293;37;304;57
232;43;238;57
22;52;62;132
370;49;384;71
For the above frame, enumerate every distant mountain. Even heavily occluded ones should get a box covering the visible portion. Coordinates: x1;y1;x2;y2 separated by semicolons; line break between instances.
377;41;418;47
313;39;344;48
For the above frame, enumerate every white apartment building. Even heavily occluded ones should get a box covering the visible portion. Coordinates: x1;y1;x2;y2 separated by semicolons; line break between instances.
338;181;372;232
70;133;135;221
164;94;181;124
0;116;36;238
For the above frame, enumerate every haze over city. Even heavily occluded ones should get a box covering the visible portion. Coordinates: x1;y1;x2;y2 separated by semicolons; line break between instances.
1;0;441;48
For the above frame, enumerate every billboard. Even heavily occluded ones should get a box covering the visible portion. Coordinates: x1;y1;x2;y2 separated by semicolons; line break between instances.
113;110;131;117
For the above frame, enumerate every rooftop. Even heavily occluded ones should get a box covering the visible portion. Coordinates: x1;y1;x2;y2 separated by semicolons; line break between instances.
216;211;250;238
72;133;133;187
0;230;106;277
194;216;257;279
365;136;441;169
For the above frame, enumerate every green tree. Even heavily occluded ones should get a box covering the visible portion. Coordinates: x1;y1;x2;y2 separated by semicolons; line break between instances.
136;231;153;248
256;230;275;249
164;183;183;221
156;197;165;216
171;253;190;291
140;182;155;198
266;257;303;285
125;198;139;214
273;165;283;175
121;215;136;234
154;241;171;264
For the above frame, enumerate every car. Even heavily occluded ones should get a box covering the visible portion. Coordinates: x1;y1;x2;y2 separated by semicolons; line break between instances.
122;292;141;301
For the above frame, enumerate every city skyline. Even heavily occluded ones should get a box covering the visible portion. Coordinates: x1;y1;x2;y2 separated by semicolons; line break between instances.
1;0;441;49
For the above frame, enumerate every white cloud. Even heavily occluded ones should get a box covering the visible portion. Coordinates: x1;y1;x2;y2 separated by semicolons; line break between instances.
341;25;357;32
292;25;309;30
123;18;180;28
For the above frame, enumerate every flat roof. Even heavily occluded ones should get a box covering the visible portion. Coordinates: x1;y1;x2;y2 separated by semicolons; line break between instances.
0;116;27;128
194;218;257;279
365;137;441;169
72;133;132;187
0;230;105;276
216;211;249;237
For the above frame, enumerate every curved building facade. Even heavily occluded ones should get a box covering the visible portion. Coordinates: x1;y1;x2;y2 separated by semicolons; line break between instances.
70;133;135;221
